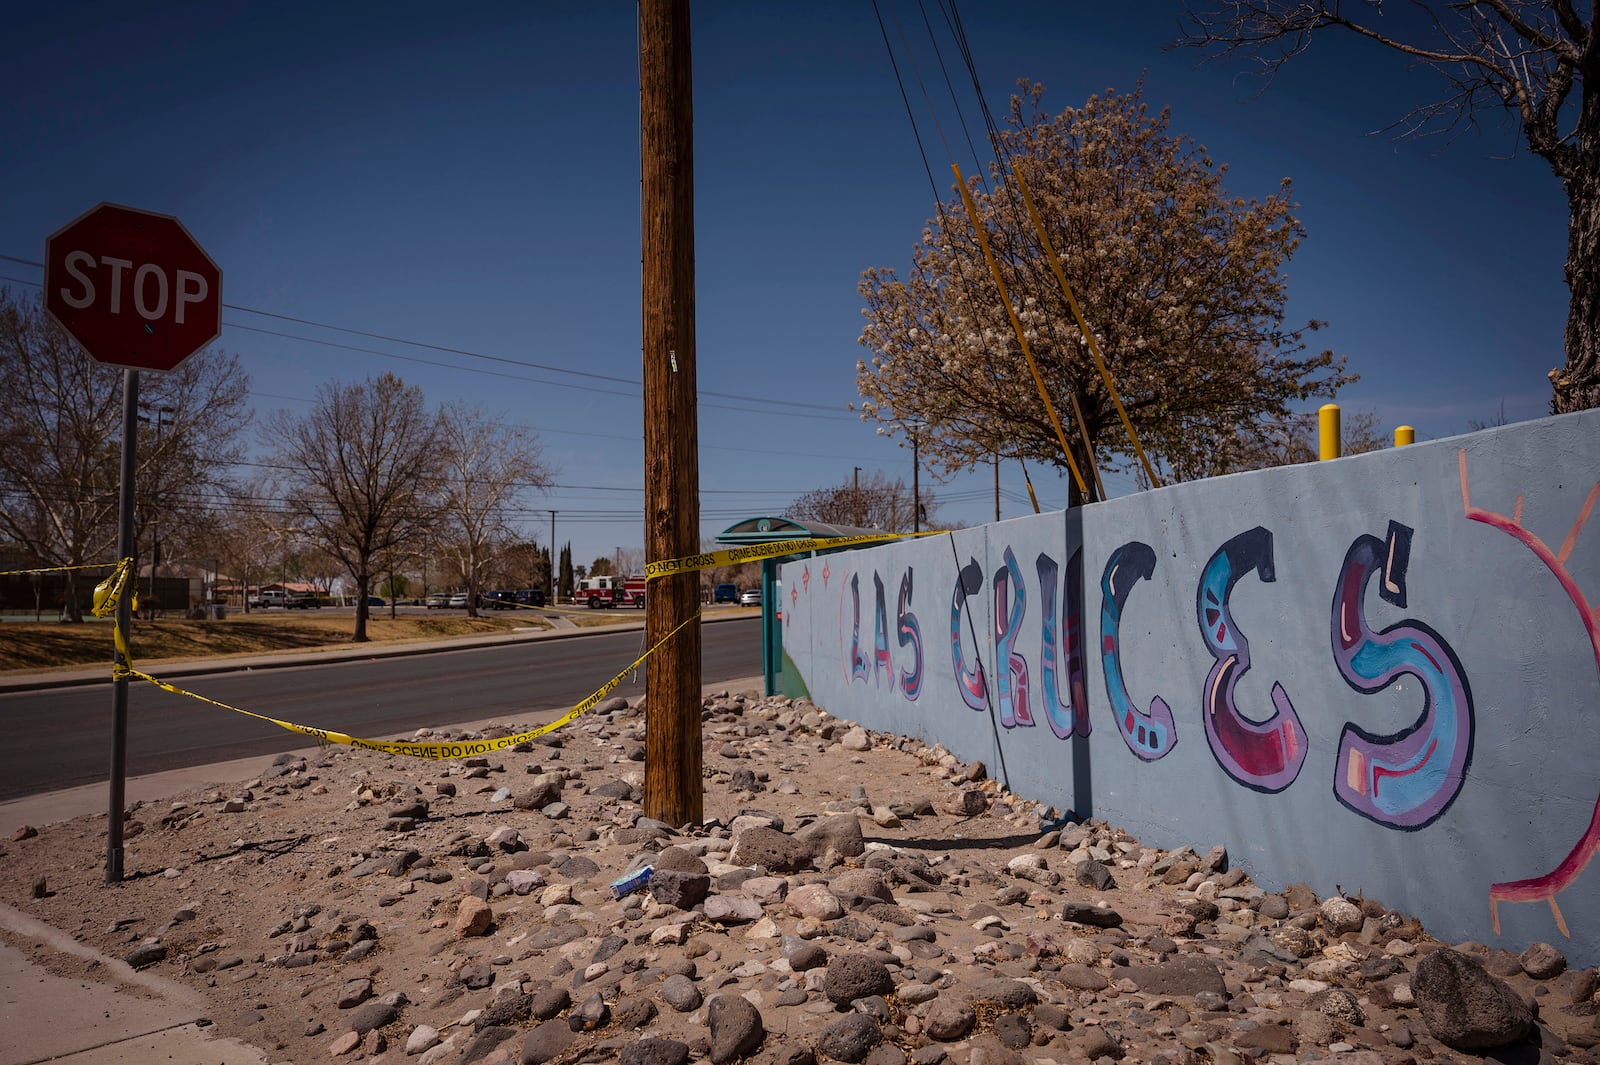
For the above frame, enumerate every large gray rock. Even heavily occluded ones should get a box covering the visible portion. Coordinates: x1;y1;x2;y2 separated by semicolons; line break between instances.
797;813;866;858
728;826;812;873
1074;860;1116;891
816;1013;882;1063
514;781;561;811
649;869;711;910
704;895;764;923
520;1021;576;1064
458;1026;517;1065
654;846;709;874
348;1000;396;1034
707;994;765;1063
1413;948;1536;1049
1520;942;1567;980
1320;896;1364;936
530;985;570;1020
830;868;893;904
1059;902;1123;927
1123;956;1227;998
924;997;976;1041
620;1039;691;1065
970;979;1037;1009
824;953;895;1006
660;973;701;1012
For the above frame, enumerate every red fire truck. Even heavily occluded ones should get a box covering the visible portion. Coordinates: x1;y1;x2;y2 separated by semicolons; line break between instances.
574;574;648;609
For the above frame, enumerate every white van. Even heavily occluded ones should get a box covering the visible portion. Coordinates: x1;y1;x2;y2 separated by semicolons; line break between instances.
260;590;288;608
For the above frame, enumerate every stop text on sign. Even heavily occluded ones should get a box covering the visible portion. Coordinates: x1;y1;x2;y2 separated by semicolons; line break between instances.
55;253;211;325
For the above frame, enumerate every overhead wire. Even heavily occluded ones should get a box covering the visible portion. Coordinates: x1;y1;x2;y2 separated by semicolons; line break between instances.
0;255;853;419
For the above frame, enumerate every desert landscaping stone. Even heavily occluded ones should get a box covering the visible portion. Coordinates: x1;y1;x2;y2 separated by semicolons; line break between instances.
659;973;701;1012
620;1038;691;1065
817;1013;883;1062
1413;948;1537;1049
824;953;895;1005
3;688;1593;1065
707;994;765;1064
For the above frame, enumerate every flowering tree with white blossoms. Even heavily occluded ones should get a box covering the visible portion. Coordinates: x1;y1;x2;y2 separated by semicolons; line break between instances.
856;83;1357;495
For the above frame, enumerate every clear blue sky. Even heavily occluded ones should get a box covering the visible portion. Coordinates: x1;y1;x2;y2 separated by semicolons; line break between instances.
1;1;1569;571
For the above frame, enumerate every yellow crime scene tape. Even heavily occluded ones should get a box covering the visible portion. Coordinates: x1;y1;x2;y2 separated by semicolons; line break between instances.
90;563;700;760
85;521;934;760
0;559;125;578
644;530;939;580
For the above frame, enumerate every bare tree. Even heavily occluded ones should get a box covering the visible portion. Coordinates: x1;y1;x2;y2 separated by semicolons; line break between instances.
204;480;282;612
0;287;250;620
616;547;646;576
1177;1;1599;413
785;469;935;531
433;403;553;618
263;373;441;641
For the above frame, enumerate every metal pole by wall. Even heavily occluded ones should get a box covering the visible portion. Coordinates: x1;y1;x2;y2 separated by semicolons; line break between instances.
1319;404;1342;460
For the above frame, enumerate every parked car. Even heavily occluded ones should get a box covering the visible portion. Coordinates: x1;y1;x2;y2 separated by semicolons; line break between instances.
448;592;470;608
364;595;384;606
739;587;762;607
515;588;547;607
425;593;449;609
260;590;288;608
481;590;519;610
713;583;738;603
285;592;320;609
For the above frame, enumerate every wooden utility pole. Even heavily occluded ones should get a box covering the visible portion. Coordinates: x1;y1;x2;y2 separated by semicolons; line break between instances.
640;0;702;827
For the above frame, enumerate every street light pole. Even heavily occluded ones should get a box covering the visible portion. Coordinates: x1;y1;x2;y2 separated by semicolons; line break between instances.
548;510;557;603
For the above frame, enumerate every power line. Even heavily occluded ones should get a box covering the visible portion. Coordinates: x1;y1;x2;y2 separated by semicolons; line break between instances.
0;256;854;418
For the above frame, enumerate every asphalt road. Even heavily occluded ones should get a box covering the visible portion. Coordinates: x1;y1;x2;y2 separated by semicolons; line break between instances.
0;619;762;801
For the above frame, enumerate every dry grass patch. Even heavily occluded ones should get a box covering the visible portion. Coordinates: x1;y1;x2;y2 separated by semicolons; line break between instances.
0;613;550;673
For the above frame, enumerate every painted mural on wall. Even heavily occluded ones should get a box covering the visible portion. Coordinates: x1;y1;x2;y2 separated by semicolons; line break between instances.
1460;451;1600;940
781;412;1600;963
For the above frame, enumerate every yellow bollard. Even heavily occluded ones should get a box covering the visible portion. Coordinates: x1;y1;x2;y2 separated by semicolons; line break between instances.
1318;404;1342;460
1394;425;1415;447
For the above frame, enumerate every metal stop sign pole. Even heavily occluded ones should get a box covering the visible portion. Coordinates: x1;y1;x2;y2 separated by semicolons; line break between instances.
107;368;138;882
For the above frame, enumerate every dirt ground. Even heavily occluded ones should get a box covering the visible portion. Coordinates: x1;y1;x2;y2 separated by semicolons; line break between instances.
4;688;1597;1065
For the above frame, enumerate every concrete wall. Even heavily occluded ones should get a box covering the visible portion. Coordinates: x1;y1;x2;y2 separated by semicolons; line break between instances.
780;410;1600;963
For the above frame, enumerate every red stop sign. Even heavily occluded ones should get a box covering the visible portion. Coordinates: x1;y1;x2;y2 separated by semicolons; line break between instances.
44;203;222;373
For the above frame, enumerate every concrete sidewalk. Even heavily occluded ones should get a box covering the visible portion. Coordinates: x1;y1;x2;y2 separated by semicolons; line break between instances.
0;904;272;1065
0;745;311;1063
0;669;766;1065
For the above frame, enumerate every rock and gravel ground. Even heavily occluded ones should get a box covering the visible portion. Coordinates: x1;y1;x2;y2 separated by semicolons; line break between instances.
2;690;1596;1065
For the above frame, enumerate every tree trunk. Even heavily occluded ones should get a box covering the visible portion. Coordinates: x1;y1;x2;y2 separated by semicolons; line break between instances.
63;567;82;623
1552;91;1600;413
353;568;370;643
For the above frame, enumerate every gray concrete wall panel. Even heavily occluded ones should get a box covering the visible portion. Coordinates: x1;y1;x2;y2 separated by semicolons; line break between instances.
780;410;1600;962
